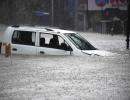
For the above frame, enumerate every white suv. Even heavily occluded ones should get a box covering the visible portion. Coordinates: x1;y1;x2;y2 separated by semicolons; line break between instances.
1;25;115;56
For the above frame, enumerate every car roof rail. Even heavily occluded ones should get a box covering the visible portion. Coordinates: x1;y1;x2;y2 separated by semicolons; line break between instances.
44;28;54;31
12;25;20;28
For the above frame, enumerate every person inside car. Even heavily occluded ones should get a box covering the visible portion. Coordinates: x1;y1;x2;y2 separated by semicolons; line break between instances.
49;35;59;48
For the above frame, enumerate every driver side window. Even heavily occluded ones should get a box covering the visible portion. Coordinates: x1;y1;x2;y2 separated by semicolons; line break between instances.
39;33;70;50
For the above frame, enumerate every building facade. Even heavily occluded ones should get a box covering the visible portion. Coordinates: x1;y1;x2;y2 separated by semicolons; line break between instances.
75;0;128;34
0;0;128;34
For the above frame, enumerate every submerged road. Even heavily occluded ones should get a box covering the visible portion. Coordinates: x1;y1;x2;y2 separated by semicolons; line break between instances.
0;26;130;100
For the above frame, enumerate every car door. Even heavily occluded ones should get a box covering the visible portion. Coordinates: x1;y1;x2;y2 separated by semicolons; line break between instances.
37;32;72;55
11;30;36;55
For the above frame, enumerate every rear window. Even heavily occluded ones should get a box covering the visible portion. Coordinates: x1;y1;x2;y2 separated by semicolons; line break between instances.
12;30;36;46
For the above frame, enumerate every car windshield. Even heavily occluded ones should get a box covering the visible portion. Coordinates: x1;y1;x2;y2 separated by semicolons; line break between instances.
65;33;96;50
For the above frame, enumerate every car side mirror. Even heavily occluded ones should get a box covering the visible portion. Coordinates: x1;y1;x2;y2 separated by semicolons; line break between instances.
61;43;73;51
65;46;73;51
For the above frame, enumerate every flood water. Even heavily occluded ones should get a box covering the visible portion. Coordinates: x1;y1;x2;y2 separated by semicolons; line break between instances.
0;29;130;100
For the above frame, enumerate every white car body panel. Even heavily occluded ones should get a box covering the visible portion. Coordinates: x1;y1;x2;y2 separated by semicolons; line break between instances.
37;47;71;55
11;44;36;55
82;50;116;56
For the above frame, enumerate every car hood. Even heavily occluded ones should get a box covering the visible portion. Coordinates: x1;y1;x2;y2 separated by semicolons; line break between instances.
81;50;116;56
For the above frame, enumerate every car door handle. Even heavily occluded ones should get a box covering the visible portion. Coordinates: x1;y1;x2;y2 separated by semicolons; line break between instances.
12;48;17;51
40;51;45;54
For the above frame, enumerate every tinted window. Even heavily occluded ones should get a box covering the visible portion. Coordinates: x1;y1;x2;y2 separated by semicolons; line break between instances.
40;33;70;50
12;30;36;46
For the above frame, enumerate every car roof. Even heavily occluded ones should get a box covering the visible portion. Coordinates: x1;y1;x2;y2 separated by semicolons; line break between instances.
49;28;75;33
10;25;47;32
10;25;76;35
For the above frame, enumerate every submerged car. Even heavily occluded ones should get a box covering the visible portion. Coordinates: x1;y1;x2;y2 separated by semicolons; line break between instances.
0;25;115;56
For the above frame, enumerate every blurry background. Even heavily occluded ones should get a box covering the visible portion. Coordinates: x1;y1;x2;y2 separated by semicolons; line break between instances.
0;0;128;34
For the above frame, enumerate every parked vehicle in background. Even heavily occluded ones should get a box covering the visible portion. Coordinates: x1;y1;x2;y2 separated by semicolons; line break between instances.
0;25;115;56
